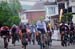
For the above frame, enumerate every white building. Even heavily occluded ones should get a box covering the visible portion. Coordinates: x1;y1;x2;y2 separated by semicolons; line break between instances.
69;0;75;23
69;0;75;13
44;0;59;26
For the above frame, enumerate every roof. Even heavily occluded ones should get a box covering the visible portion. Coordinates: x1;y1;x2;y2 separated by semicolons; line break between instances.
20;0;40;2
22;5;33;10
57;0;68;2
44;1;57;5
31;2;45;10
20;1;36;10
25;9;45;12
20;1;59;12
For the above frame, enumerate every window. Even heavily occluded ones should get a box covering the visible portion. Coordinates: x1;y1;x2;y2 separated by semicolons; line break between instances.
48;7;56;14
46;5;58;16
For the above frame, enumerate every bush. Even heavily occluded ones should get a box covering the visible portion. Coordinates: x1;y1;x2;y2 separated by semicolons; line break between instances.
61;13;73;23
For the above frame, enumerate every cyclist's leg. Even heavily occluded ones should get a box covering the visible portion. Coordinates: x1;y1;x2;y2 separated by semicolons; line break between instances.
4;37;8;49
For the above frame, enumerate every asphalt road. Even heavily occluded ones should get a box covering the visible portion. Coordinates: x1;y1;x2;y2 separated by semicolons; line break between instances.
0;37;75;49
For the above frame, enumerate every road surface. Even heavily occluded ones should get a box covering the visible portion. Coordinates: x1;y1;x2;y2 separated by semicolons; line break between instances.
0;37;75;49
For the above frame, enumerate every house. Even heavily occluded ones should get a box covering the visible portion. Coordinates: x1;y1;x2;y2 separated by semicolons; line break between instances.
44;0;74;24
20;1;46;23
19;1;36;23
69;0;75;14
25;10;45;23
20;0;74;24
44;0;59;24
20;0;59;24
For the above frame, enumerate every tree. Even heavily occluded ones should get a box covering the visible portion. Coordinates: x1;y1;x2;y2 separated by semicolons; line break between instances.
0;1;12;26
0;1;21;27
8;0;21;16
8;16;21;26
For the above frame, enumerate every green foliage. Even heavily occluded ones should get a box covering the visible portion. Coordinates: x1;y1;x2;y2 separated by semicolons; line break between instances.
8;0;21;16
8;16;21;26
61;13;73;23
0;1;21;27
0;1;11;26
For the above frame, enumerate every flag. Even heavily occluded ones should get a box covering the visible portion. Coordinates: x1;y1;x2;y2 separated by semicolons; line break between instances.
59;9;63;22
